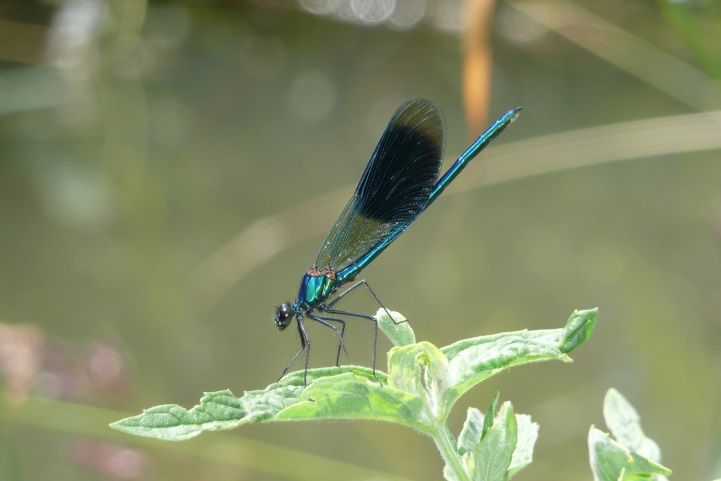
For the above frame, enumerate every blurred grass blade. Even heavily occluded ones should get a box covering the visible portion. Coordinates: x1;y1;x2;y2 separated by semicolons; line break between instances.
194;187;350;308
455;109;721;191
656;0;721;82
506;0;721;109
196;108;721;306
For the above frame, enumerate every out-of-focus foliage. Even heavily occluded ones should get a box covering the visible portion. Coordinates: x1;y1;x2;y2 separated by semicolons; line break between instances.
112;308;594;480
109;308;593;438
589;389;672;481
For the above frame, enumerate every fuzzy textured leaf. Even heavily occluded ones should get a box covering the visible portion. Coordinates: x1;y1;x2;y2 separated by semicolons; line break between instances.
471;402;517;481
455;401;537;480
110;390;249;441
458;407;486;456
387;341;449;421
112;308;597;444
603;389;661;463
588;427;671;481
111;366;400;441
589;389;670;481
275;371;429;432
377;308;415;346
508;413;539;477
560;308;598;353
440;308;597;406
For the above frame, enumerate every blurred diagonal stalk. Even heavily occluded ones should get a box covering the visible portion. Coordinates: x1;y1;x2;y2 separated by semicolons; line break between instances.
505;0;721;110
1;392;419;481
196;109;721;307
462;0;495;134
656;0;721;83
196;187;352;307
454;109;721;191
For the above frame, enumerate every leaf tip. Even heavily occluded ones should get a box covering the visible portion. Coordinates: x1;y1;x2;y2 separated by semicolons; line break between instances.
376;308;416;346
108;419;124;431
559;307;598;353
108;414;142;435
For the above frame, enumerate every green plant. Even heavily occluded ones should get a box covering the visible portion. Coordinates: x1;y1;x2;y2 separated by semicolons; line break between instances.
112;308;596;480
590;388;672;481
108;305;721;480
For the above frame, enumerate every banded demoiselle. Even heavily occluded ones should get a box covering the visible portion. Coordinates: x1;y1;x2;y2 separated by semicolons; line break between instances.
273;99;520;384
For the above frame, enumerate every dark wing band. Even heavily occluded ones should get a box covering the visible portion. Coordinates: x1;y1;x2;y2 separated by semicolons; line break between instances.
315;98;445;271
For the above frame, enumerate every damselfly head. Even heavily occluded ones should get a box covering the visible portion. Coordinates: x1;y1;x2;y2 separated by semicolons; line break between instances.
274;303;294;330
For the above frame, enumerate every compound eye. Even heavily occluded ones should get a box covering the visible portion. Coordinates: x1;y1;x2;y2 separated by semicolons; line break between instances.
274;303;294;330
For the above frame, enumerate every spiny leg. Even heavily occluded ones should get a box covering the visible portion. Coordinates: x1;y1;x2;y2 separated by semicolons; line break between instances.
319;306;379;378
307;312;347;366
327;279;407;326
279;315;311;386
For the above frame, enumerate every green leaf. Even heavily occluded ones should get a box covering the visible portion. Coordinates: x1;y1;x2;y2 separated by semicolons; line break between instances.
440;308;597;407
559;308;598;353
112;308;597;446
111;366;430;439
275;371;428;432
456;401;537;480
588;427;671;481
110;390;250;441
443;464;466;481
481;392;500;439
387;341;449;422
603;389;661;463
376;308;416;346
471;402;517;481
444;407;489;481
508;413;539;477
448;401;518;481
457;407;486;456
588;389;671;481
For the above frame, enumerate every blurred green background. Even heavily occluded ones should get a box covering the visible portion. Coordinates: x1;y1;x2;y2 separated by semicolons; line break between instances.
1;1;720;480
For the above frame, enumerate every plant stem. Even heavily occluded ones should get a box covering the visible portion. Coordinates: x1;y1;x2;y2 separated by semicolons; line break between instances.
431;423;470;481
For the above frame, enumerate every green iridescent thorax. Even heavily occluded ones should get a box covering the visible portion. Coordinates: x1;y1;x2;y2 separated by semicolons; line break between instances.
297;268;338;308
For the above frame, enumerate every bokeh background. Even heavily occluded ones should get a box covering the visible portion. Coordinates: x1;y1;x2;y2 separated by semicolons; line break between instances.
1;1;720;480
